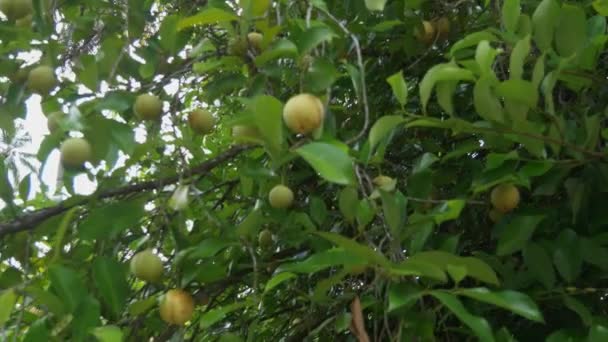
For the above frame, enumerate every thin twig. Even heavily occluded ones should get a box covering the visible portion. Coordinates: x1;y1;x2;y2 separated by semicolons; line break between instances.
318;9;370;145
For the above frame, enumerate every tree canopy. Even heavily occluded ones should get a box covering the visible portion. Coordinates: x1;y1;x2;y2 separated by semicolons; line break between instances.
2;0;608;341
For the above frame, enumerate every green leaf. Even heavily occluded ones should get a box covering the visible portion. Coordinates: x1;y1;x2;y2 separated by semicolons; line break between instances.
159;15;180;54
76;55;98;92
496;215;545;256
496;79;538;107
128;296;157;316
338;187;359;224
420;63;475;113
92;325;124;342
581;237;608;270
593;0;608;16
23;318;50;342
200;302;247;329
476;40;501;74
255;39;298;66
296;26;336;54
555;5;587;57
264;272;297;293
588;325;608;342
502;0;521;33
368;115;405;153
474;75;505;123
177;7;238;30
184;238;237;260
72;295;101;342
563;295;592;326
436;81;458;116
523;242;555;289
532;54;545;89
380;191;406;236
24;286;65;316
390;258;447;282
388;283;422;312
364;0;387;11
303;58;339;92
236;208;263;238
251;95;284;154
79;199;145;240
532;0;560;51
0;289;17;326
92;257;129;319
408;251;499;285
553;229;582;283
565;178;586;224
278;248;367;274
431;292;495;342
509;36;531;80
449;31;499;57
386;71;408;106
430;199;466;225
295;142;355;185
457;287;544;323
315;232;391;268
48;264;87;313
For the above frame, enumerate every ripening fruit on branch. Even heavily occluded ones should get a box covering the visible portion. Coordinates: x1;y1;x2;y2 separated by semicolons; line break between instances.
60;138;92;169
27;66;56;95
159;289;195;325
15;13;31;27
133;94;163;120
46;111;65;133
188;109;215;134
268;184;294;209
373;175;396;192
247;32;263;51
258;229;273;249
434;17;450;40
415;20;436;45
228;37;247;56
0;0;32;21
490;184;520;213
130;249;163;283
282;94;324;135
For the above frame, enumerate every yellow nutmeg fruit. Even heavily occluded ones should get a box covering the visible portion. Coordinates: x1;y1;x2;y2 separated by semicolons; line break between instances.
188;109;215;134
490;184;520;213
415;20;436;45
27;65;56;95
247;32;263;51
159;289;195;325
282;94;324;135
60;138;92;169
268;184;294;209
129;249;163;283
133;94;163;121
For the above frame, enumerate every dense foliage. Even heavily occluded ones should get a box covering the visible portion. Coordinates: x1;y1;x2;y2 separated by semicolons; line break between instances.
2;0;608;341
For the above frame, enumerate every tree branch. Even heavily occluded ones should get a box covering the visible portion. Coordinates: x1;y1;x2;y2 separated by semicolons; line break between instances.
0;145;253;237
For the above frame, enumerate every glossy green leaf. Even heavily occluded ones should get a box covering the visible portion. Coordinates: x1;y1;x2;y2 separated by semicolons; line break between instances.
431;291;495;342
563;295;592;326
502;0;521;33
255;39;298;66
408;251;499;285
386;71;408;106
315;232;391;267
72;295;101;341
251;95;284;153
474;75;505;123
0;289;17;326
496;215;545;256
555;5;587;57
523;242;555;289
588;325;608;342
496;79;538;107
532;0;560;51
178;7;238;30
430;199;466;225
420;63;475;113
296;142;355;185
368;115;405;152
553;229;582;283
509;35;531;80
92;325;124;342
338;187;359;224
436;81;458;116
264;272;297;293
476;40;501;75
364;0;388;11
278;248;368;274
79;200;145;240
449;31;499;57
23;318;50;342
92;257;129;319
388;284;422;312
48;264;87;313
200;302;247;329
458;287;544;322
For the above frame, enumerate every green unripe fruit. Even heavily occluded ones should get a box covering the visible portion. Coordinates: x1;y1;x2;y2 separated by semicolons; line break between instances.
282;93;324;135
159;289;195;325
27;66;56;95
188;109;215;134
258;229;273;249
228;37;247;56
247;32;263;51
268;184;294;209
59;138;92;168
129;249;163;283
490;184;520;214
15;13;31;27
133;94;163;120
0;0;32;21
46;112;65;133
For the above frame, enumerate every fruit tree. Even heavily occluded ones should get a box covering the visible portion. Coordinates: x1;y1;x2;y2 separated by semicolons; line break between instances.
2;0;608;341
